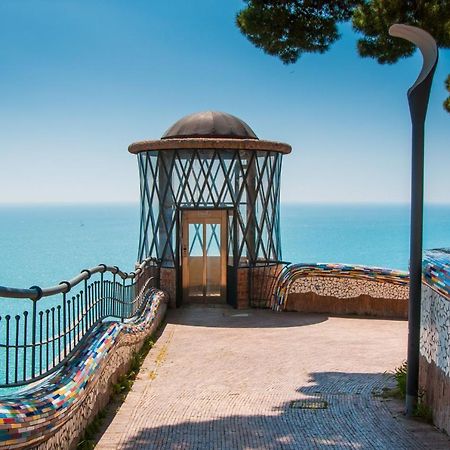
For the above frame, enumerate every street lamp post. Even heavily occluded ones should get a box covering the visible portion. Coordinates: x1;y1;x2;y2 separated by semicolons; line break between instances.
388;24;438;416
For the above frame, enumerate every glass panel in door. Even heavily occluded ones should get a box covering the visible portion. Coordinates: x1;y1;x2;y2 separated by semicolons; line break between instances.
205;223;221;297
188;223;203;297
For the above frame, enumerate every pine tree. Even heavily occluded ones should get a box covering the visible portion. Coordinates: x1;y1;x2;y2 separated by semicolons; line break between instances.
445;75;450;113
236;1;450;113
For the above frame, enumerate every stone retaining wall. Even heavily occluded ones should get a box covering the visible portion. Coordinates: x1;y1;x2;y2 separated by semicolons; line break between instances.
274;263;409;318
0;289;168;449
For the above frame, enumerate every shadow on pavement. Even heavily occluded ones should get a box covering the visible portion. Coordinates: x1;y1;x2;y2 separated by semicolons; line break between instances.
167;305;329;329
118;371;436;450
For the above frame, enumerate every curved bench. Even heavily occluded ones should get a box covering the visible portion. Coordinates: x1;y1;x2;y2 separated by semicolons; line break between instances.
0;288;167;449
273;263;409;318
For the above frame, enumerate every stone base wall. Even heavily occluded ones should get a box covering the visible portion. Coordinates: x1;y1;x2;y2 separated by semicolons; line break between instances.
287;292;407;318
286;276;408;318
419;355;450;434
236;268;249;309
0;289;168;450
419;283;450;434
160;267;177;308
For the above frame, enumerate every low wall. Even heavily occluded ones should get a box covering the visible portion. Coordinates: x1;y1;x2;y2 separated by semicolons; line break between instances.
0;288;168;449
274;263;409;318
420;249;450;434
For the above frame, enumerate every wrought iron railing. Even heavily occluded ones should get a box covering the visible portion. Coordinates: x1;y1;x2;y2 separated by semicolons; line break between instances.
0;258;160;388
249;261;289;308
242;260;290;308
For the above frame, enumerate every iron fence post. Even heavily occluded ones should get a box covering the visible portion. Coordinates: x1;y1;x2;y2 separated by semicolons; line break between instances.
100;271;104;319
122;278;126;322
29;286;42;379
62;293;67;358
23;311;28;381
113;272;116;317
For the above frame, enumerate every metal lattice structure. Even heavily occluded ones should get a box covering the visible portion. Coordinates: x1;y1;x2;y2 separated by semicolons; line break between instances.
137;149;283;267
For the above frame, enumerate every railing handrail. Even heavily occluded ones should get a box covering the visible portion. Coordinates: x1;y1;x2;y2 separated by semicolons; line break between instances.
237;259;291;269
0;257;158;301
0;257;161;388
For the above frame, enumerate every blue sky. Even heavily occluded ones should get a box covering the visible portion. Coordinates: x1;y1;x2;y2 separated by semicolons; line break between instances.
0;0;448;204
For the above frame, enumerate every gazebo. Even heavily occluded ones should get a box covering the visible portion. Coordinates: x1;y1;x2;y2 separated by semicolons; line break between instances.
129;111;291;308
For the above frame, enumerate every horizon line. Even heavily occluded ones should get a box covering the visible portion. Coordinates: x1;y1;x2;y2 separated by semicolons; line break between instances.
1;201;450;207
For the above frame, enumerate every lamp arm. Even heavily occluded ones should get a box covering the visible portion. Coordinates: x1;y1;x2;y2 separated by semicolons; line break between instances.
389;24;438;123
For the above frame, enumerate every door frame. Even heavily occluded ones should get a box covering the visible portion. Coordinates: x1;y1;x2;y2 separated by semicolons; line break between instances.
181;209;227;303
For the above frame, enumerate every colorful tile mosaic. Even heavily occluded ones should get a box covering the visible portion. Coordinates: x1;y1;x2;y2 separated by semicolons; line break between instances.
420;249;450;378
422;248;450;300
0;288;166;449
272;263;409;311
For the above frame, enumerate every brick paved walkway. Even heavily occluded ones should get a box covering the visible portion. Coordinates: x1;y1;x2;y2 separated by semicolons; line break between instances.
97;306;449;449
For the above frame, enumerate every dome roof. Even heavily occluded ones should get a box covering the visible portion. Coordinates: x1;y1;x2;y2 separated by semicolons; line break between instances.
162;111;258;140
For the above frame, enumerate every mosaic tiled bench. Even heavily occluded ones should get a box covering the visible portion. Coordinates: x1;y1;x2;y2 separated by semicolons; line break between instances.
273;263;409;318
0;288;168;449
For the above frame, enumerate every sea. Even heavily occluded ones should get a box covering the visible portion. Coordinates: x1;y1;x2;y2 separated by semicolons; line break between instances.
1;203;450;289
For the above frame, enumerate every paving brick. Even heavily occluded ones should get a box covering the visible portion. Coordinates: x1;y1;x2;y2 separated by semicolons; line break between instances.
97;306;450;449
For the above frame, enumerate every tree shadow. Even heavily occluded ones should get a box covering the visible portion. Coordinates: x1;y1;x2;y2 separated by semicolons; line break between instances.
299;370;394;396
117;372;429;450
168;305;329;328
